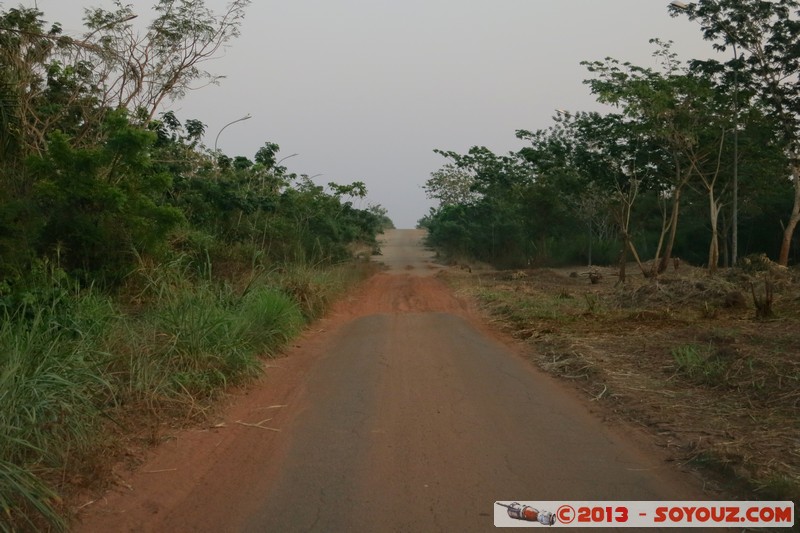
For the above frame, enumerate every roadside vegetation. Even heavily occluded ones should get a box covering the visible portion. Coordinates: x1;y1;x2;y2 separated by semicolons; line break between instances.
423;0;800;504
0;2;389;531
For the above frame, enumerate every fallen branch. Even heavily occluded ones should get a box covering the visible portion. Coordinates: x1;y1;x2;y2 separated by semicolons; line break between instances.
77;500;96;510
235;419;281;432
591;384;608;401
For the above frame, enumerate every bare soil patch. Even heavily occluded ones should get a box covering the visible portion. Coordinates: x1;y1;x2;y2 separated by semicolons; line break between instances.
442;262;800;502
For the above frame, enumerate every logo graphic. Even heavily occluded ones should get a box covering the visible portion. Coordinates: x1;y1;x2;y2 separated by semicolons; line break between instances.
496;502;556;526
494;501;794;528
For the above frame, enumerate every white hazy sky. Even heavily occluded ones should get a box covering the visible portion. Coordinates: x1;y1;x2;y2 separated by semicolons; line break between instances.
12;0;718;228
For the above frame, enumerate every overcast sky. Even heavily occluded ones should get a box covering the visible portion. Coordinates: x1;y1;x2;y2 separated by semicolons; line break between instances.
13;0;717;228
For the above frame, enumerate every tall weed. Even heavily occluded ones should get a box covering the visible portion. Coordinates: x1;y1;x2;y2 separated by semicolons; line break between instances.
0;294;113;531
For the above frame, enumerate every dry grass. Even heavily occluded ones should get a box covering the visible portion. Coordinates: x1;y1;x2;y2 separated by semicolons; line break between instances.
443;263;800;502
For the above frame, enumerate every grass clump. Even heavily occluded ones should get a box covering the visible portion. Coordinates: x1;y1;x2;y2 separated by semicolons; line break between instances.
238;286;304;352
671;344;729;385
474;287;574;326
271;263;359;320
145;283;255;398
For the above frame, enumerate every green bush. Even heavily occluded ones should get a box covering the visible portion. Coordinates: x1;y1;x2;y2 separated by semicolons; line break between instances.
29;111;183;284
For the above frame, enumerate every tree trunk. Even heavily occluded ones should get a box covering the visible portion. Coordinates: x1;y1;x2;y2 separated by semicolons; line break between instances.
628;239;647;276
658;187;683;273
650;199;669;278
708;192;721;273
720;212;730;268
708;228;719;273
618;238;628;284
778;165;800;266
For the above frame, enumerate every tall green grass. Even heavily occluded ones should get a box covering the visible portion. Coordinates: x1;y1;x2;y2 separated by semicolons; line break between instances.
117;259;306;405
0;293;114;532
270;262;363;320
0;256;369;531
238;287;304;352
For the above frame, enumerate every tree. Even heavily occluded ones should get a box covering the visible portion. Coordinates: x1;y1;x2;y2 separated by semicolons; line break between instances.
82;0;250;121
672;0;800;265
519;110;663;279
0;1;249;214
517;112;622;268
0;7;96;166
429;146;535;265
29;110;183;280
423;164;479;207
583;40;736;274
0;0;249;162
367;204;395;231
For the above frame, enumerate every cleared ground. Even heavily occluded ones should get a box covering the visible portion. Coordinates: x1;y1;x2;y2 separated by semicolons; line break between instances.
443;259;800;506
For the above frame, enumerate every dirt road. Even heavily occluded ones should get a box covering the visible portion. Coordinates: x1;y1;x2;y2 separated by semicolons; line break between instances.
78;230;703;532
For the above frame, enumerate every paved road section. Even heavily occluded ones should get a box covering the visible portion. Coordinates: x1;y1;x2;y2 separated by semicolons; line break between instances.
78;230;703;533
241;230;702;531
243;311;700;532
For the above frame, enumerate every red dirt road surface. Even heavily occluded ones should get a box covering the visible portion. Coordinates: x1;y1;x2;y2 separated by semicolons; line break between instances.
77;229;705;532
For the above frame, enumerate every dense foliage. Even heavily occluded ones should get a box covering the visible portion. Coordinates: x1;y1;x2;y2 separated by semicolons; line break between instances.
0;3;387;287
422;3;800;273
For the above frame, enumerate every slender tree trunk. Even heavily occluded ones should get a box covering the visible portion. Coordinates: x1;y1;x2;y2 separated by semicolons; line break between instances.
618;236;628;283
614;178;640;283
720;212;730;268
708;193;720;273
658;186;683;273
651;198;669;278
628;238;647;276
778;165;800;266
